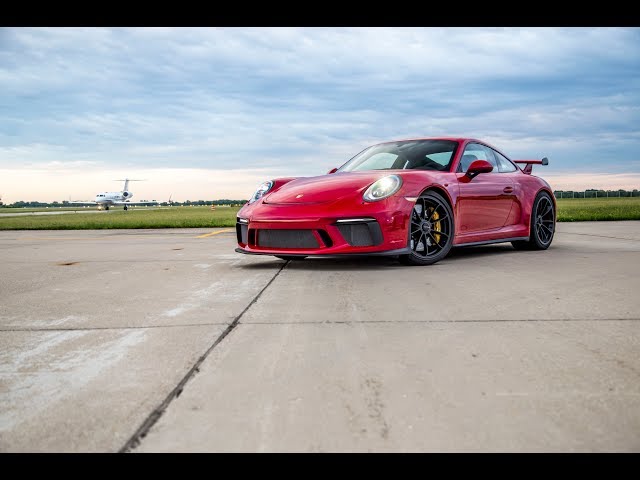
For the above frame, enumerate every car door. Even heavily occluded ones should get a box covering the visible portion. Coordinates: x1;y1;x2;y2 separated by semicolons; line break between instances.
456;143;515;234
491;147;522;227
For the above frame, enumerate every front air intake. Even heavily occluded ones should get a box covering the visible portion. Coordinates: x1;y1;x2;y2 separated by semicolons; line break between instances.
236;221;249;244
257;229;319;248
334;219;383;247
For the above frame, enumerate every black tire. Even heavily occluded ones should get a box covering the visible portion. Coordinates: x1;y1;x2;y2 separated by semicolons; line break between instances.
399;190;455;266
275;255;307;261
512;191;555;250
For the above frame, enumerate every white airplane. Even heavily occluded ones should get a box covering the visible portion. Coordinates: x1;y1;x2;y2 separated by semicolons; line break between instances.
73;179;158;211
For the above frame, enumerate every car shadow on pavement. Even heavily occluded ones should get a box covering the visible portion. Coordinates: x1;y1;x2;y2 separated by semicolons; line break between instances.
238;244;520;271
238;256;399;271
447;244;518;259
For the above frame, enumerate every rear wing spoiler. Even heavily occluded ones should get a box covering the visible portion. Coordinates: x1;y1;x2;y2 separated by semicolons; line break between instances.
514;157;548;175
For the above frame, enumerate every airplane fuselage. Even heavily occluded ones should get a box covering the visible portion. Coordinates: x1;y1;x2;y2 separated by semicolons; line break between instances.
95;191;133;205
95;190;134;210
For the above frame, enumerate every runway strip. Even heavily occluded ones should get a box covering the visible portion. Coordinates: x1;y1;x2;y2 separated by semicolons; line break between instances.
0;210;106;217
195;228;234;238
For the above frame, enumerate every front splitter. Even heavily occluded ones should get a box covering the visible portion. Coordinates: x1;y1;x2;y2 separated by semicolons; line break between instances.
235;247;410;257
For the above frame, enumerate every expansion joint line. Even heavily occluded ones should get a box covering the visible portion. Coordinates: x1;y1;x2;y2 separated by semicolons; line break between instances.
118;261;289;453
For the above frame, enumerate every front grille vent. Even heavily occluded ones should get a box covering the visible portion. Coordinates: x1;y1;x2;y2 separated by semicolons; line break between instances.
236;223;248;244
335;220;383;247
258;229;319;248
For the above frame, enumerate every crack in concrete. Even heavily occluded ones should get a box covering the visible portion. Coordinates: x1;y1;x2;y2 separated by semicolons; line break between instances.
118;261;289;453
2;319;637;333
560;231;640;242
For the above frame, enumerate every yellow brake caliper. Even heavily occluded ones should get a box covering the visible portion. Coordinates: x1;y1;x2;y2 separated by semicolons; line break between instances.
429;207;441;244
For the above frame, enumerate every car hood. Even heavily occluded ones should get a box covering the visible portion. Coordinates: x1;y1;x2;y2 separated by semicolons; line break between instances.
264;171;393;205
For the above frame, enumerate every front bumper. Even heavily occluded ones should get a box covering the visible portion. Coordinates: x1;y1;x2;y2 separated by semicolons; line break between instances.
235;197;411;257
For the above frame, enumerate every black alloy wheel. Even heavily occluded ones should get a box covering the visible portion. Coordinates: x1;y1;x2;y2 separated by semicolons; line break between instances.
512;191;555;250
399;190;455;266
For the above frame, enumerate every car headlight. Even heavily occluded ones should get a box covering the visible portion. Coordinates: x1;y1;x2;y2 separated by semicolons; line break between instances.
248;180;274;204
363;175;402;202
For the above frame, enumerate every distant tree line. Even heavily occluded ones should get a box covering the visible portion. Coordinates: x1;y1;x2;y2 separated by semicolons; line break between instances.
174;199;249;206
162;199;248;207
3;200;55;208
553;189;640;198
4;190;639;207
0;199;249;208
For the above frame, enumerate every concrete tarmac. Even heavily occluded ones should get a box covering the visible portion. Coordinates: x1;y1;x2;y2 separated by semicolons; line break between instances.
0;223;639;452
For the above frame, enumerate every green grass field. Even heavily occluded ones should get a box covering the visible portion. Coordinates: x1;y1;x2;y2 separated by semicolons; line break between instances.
0;206;240;230
555;197;640;222
0;198;639;230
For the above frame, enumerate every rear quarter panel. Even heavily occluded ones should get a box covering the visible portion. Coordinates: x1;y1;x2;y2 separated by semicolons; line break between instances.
515;172;556;229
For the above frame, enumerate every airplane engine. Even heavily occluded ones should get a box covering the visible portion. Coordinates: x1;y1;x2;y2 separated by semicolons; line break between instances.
122;191;131;198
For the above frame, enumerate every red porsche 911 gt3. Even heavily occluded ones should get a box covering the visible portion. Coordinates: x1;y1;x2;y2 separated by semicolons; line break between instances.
235;137;556;265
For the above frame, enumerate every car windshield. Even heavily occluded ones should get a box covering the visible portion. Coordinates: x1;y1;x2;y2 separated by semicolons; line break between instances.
338;139;459;173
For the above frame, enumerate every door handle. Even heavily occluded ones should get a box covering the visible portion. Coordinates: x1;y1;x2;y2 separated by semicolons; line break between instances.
503;187;514;194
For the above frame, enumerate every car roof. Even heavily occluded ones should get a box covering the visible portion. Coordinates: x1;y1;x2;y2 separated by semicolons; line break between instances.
374;137;481;144
373;137;506;155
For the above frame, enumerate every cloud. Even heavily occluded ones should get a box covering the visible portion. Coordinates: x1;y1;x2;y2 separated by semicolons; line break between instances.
0;164;281;203
1;27;639;201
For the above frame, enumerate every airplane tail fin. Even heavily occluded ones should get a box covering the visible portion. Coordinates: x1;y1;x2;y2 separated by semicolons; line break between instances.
114;178;144;192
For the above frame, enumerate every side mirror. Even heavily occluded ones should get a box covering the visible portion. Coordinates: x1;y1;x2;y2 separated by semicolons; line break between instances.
327;167;338;174
465;159;493;179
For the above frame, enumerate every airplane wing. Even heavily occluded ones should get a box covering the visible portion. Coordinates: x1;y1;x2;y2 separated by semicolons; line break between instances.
113;200;159;206
68;200;98;205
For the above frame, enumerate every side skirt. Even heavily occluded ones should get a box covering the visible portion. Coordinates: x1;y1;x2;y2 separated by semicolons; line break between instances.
453;236;529;248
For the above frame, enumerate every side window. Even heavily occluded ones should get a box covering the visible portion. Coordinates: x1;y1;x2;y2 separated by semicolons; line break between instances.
493;149;517;173
458;143;498;173
424;152;452;169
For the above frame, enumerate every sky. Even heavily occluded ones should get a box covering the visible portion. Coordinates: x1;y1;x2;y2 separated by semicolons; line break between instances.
1;27;640;203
